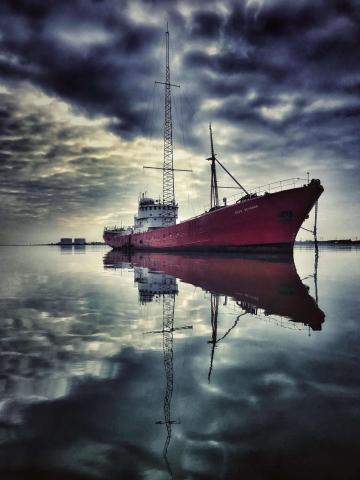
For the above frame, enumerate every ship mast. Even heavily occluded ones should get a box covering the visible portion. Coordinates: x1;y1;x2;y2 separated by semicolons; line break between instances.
208;123;219;209
206;124;249;202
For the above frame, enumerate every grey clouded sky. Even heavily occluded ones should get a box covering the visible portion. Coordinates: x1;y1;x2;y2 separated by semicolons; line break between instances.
0;0;359;243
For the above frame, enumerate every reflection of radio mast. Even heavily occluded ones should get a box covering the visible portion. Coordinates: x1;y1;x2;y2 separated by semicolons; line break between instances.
155;293;178;478
146;292;192;477
207;294;247;383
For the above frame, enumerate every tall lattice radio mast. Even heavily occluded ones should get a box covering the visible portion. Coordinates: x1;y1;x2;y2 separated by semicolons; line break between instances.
146;26;191;218
162;25;175;205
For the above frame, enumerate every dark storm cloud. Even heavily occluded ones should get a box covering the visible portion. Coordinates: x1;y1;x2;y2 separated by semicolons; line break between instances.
190;10;223;38
183;0;360;164
0;0;161;136
0;0;359;145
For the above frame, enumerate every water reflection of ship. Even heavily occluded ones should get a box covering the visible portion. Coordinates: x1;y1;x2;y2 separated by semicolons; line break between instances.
109;255;191;477
206;241;320;382
104;250;324;475
134;267;178;304
104;251;325;331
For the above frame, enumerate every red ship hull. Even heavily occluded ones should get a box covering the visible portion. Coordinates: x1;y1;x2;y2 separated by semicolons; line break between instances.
104;182;323;252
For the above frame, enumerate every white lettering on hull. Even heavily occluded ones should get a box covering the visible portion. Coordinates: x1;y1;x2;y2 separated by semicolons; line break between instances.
235;205;259;215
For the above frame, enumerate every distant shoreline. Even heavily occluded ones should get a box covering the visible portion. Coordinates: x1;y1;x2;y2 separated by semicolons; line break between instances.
0;242;107;247
295;239;360;246
0;240;359;247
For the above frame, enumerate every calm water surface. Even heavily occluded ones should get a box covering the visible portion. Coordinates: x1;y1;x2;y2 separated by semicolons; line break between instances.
0;246;359;479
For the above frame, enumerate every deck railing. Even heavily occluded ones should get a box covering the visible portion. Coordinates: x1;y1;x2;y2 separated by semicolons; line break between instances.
223;177;308;205
104;226;130;232
250;177;308;196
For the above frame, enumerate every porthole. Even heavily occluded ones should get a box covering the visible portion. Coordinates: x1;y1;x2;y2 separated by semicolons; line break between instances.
278;210;293;220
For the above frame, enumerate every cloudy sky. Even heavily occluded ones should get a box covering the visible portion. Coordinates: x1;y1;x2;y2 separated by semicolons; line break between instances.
0;0;359;243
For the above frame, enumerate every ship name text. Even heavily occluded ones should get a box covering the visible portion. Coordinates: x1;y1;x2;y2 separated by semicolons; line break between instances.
234;205;259;215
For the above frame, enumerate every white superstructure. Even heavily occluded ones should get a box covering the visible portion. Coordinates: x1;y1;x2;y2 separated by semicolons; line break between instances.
133;194;178;233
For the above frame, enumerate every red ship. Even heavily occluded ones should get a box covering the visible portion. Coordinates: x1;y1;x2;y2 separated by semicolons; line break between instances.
104;28;323;253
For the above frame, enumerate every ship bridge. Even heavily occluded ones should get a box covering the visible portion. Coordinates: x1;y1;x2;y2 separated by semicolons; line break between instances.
134;193;178;233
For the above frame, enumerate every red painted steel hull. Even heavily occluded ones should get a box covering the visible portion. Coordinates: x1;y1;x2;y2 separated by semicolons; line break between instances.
104;251;325;330
104;182;323;252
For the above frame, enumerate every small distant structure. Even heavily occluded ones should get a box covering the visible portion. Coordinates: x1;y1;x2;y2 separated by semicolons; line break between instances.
74;238;86;245
60;238;72;245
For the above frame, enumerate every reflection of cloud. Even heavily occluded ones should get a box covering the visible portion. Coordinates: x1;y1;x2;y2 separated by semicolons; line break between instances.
246;0;264;20
0;247;359;478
